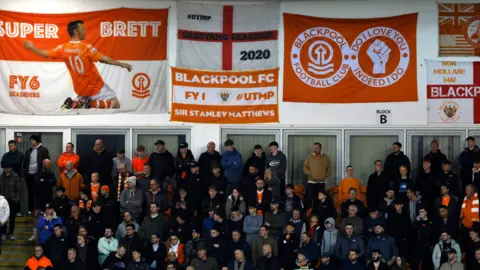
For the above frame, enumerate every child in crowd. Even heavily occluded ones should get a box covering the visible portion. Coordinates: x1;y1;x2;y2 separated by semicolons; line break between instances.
78;188;92;217
90;172;101;202
308;215;322;247
338;166;360;203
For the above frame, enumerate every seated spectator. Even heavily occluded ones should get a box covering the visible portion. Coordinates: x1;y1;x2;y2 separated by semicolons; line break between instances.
240;165;258;207
433;205;459;240
252;225;277;265
97;227;118;266
65;205;88;242
243;144;266;178
339;204;364;236
191;244;219;269
119;224;143;265
466;225;480;270
132;146;149;179
294;250;312;270
336;224;365;261
299;231;320;266
366;224;397;266
36;204;63;245
378;188;395;219
74;234;99;270
341;188;366;218
144;179;169;216
120;176;143;222
144;233;166;270
364;208;386;238
50;186;71;222
57;160;84;201
57;142;80;172
319;253;339;270
203;207;216;240
184;227;205;266
116;211;140;239
307;215;321;247
0;164;21;241
128;248;150;270
97;185;116;225
391;257;409;270
77;188;93;217
439;249;463;270
264;199;285;240
264;168;281;199
387;199;410;258
341;250;365;270
405;188;424;225
393;165;413;203
89;203;110;241
243;205;263;247
433;230;461;270
279;222;298;270
111;163;133;202
113;149;131;176
166;233;184;266
366;249;388;270
366;160;389;211
25;245;53;270
321;217;338;257
461;184;479;231
438;160;461;199
225;188;246;219
226;230;251;262
289;208;306;241
206;226;227;266
312;190;337;229
210;163;227;196
473;248;480;268
171;187;195;241
213;210;230;239
139;203;165;243
282;184;304;219
102;245;127;270
252;178;273;216
44;224;68;268
227;206;244;234
412;207;434;270
256;244;279;270
227;249;255;270
339;166;361;203
90;173;101;202
60;248;86;270
201;185;225;219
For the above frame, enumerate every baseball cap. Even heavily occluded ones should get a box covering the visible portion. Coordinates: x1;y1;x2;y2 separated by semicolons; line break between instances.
179;142;188;148
271;198;280;204
154;140;165;145
45;203;52;209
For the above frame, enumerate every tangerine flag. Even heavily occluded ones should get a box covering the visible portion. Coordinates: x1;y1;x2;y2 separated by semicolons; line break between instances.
283;13;418;103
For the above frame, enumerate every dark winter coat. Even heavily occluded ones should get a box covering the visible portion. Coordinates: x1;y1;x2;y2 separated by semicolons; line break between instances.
313;199;337;229
265;151;287;179
222;149;243;184
240;174;258;206
0;172;21;202
244;152;266;177
147;150;175;181
366;171;389;209
59;259;87;270
438;171;461;199
1;150;23;175
127;259;150;270
50;196;71;221
278;233;298;270
144;191;169;216
174;149;195;180
424;150;448;175
460;145;480;186
185;238;206;266
336;235;365;260
366;234;398;262
256;255;280;270
23;144;50;176
44;233;68;267
198;150;222;180
79;149;113;185
119;233;144;264
88;210;112;241
138;214;165;243
384;151;410;180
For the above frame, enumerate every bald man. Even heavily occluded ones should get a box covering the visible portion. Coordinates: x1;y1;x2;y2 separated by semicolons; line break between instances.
79;139;114;186
57;160;85;200
198;142;222;190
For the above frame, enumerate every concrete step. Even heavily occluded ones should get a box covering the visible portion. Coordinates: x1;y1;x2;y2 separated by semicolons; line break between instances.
3;239;37;245
0;245;32;255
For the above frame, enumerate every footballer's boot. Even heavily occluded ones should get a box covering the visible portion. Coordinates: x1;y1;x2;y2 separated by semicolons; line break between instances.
60;97;73;109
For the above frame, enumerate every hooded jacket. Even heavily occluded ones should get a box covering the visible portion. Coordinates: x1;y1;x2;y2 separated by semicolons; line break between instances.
265;151;287;179
0;171;21;203
384;151;410;180
147;150;175;181
36;212;63;244
225;195;246;218
321;217;338;256
57;152;80;171
57;170;85;201
244;152;266;177
174;149;195;180
44;232;68;267
222;148;243;184
432;238;461;270
119;177;144;217
1;150;23;175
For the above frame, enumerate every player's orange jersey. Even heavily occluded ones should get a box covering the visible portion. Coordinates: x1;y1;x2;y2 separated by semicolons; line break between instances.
47;41;104;97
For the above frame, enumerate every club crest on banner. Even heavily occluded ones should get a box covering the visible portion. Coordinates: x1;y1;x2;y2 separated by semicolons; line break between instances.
439;100;461;123
217;90;232;104
463;16;480;47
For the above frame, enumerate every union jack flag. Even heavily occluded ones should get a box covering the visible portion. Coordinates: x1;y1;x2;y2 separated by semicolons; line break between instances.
439;3;476;26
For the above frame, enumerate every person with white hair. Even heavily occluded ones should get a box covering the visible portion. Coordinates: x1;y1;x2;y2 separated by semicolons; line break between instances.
120;176;144;222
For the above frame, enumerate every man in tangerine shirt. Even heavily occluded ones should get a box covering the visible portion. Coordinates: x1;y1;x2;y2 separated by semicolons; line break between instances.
57;142;80;172
23;20;132;109
132;145;148;179
339;165;361;203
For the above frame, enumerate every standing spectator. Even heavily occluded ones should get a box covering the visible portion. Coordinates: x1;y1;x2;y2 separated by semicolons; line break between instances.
210;163;227;196
252;225;277;264
201;185;225;219
25;245;53;270
34;159;56;216
80;139;113;185
312;190;337;229
23;134;49;216
256;244;279;270
90;173;101;202
384;142;410;180
226;230;250;262
303;142;333;209
424;140;448;175
341;188;366;218
44;224;68;268
265;141;287;197
321;217;338;257
185;228;205;266
239;165;258;207
0;164;21;240
1;140;23;176
174;142;195;189
299;232;320;266
412;207;434;270
35;204;63;245
339;205;364;236
461;185;480;231
460;136;480;194
147;140;175;189
243;205;263;247
144;233;166;270
387;200;411;259
190;244;219;270
144;179;169;216
222;139;243;196
0;194;9;255
378;188;396;219
438;160;461;199
306;215;322;247
89;203;111;241
336;224;365;261
166;233;185;266
57;142;80;172
415;159;436;211
116;212;140;239
474;160;480;193
132;146;149;179
264;169;281;200
225;188;246;219
439;249;464;270
366;249;388;270
339;166;361;203
366;160;389;209
120;176;143;221
433;230;461;270
113;149;132;176
97;227;118;266
253;178;272;216
227;207;244;234
282;184;304;219
227;249;255;270
278;222;298;269
60;248;87;270
263;199;285;240
138;203;164;243
65;207;88;243
119;224;144;265
57;161;85;200
393;165;413;202
341;250;365;270
127;249;150;270
434;184;459;222
102;245;127;270
111;163;133;204
97;185;116;225
366;224;398;267
244;144;266;178
198;142;222;185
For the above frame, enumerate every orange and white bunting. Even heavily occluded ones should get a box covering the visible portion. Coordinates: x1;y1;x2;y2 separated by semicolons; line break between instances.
170;67;279;123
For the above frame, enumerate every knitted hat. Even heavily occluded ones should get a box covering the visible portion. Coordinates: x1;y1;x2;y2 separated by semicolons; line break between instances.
127;176;136;187
101;185;110;193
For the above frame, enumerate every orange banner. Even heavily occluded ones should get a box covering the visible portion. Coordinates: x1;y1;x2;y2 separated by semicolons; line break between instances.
170;67;279;124
0;8;168;61
283;13;418;103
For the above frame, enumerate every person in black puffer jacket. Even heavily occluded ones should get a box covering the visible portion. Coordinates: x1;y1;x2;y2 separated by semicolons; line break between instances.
243;145;266;177
0;140;23;175
312;190;337;229
127;249;150;270
147;140;175;187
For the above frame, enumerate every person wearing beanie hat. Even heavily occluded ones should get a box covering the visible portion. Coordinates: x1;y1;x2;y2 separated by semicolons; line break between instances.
185;225;206;266
119;176;143;221
97;184;115;226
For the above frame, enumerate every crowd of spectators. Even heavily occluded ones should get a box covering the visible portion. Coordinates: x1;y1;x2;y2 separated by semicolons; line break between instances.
0;135;480;270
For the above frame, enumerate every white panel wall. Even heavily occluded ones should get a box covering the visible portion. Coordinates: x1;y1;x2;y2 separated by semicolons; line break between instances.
0;0;475;157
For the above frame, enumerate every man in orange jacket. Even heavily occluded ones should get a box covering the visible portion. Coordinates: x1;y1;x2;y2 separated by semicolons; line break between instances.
461;184;480;229
25;245;53;269
56;161;84;200
57;142;80;172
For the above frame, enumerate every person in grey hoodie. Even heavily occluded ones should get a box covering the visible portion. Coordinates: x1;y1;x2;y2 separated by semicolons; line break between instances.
265;141;287;195
321;217;338;256
120;176;144;222
243;205;263;247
